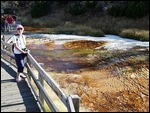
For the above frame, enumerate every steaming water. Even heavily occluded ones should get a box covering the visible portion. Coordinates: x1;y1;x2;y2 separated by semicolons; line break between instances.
27;34;149;50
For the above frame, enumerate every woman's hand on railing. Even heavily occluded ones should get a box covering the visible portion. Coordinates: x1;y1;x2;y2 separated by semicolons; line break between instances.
22;48;30;54
27;49;30;53
26;49;30;54
22;51;28;54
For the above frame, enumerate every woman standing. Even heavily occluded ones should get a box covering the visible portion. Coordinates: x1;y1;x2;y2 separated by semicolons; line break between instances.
12;24;28;82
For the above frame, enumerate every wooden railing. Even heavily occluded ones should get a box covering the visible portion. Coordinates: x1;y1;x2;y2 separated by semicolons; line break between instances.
1;35;80;112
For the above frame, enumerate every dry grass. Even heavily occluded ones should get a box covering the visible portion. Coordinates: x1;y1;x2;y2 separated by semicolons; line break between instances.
84;15;149;33
119;29;149;41
20;8;149;40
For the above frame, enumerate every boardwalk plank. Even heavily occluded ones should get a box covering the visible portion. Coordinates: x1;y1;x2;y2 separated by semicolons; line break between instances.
1;104;40;112
1;93;34;102
1;58;41;112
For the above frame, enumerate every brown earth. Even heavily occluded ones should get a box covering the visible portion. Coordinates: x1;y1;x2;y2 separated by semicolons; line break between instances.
26;38;149;112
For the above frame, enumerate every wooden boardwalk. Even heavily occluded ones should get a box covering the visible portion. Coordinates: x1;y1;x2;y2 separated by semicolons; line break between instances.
1;57;41;112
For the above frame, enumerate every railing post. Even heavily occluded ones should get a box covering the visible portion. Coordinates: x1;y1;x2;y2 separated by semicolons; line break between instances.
27;57;31;81
2;35;5;49
70;95;80;112
1;35;5;58
39;72;44;106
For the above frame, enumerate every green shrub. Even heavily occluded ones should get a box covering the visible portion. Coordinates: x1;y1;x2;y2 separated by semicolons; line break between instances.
95;2;103;12
125;1;149;19
55;25;104;37
68;2;86;15
57;1;69;6
31;1;51;18
107;1;149;19
3;8;14;14
86;1;97;8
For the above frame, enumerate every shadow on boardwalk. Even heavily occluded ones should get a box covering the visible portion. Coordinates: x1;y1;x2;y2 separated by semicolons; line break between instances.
1;58;41;112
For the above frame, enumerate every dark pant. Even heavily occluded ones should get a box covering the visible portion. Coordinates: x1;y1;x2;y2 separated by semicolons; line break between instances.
1;23;5;32
14;54;27;73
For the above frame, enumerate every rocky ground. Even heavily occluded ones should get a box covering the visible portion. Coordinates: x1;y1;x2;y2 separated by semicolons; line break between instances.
26;38;149;112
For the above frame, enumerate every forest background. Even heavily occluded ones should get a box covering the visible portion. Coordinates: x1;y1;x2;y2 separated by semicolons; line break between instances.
1;1;149;41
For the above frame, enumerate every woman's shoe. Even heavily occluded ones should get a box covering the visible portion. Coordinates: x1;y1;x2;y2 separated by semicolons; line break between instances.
20;73;27;78
16;76;22;82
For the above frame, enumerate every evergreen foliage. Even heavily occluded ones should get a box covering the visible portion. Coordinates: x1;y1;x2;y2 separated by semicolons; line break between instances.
107;1;149;19
3;8;14;14
31;1;52;18
86;1;97;8
68;2;86;15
